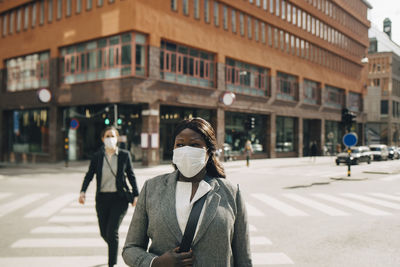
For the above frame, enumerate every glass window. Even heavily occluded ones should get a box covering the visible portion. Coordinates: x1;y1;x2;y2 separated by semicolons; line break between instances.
303;79;320;105
57;0;62;19
324;85;345;109
24;6;29;30
98;0;104;7
254;19;259;41
204;0;210;22
223;5;228;30
276;116;295;152
3;14;8;36
39;0;44;25
231;10;236;33
247;16;252;39
277;72;298;101
32;3;37;27
225;112;266;154
194;0;199;19
171;0;177;11
183;0;188;15
77;0;82;13
48;0;53;22
240;12;244;36
381;100;388;115
261;22;265;43
214;2;219;27
10;11;14;34
87;0;92;10
10;109;50;154
67;0;71;16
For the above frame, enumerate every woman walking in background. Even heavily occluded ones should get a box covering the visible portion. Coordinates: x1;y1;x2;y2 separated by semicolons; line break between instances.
79;126;139;267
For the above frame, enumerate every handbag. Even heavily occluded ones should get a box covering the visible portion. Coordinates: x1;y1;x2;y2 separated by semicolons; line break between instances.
178;192;208;253
104;154;134;203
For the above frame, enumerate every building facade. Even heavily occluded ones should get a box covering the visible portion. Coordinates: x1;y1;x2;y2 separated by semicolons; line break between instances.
0;0;371;165
365;19;400;146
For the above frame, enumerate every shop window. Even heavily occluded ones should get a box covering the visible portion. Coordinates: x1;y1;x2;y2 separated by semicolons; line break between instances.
324;85;345;109
276;116;295;152
225;58;270;97
6;51;49;92
160;40;215;88
303;79;320;105
225;112;265;156
276;72;298;101
381;100;388;115
348;92;361;112
60;32;146;84
10;109;50;154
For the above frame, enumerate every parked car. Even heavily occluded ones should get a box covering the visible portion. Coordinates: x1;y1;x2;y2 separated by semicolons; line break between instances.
335;146;372;165
369;144;389;161
388;146;400;159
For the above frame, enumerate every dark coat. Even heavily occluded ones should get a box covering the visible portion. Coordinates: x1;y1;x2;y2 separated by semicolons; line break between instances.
80;148;139;200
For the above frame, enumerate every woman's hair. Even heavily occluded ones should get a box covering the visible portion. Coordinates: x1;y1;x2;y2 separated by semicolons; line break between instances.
100;126;120;139
172;117;226;178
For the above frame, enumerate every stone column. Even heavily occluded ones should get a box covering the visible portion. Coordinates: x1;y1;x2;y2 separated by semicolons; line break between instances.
267;113;276;158
141;102;160;166
148;46;160;80
297;117;303;157
216;107;225;152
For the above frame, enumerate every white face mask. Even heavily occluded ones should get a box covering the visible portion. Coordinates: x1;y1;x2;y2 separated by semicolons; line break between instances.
172;146;208;178
104;137;118;149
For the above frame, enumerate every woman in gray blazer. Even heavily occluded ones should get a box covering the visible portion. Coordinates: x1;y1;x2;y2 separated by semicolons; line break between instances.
123;118;252;267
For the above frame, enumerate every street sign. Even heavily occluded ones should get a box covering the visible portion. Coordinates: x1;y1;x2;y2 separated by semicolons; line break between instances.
70;118;80;130
343;132;358;147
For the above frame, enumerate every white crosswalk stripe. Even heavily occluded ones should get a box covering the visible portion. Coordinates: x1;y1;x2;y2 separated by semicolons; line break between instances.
0;193;49;217
25;194;77;218
252;252;294;265
312;193;392;216
12;238;107;248
252;193;309;216
283;193;350;216
0;192;13;200
341;193;400;210
246;203;265;216
368;193;400;202
0;256;126;267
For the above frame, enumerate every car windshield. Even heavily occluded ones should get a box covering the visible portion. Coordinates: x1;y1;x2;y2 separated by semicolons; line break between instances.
351;148;360;153
370;147;381;151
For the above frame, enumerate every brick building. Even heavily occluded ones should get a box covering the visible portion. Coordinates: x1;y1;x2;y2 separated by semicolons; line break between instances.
0;0;371;165
365;19;400;146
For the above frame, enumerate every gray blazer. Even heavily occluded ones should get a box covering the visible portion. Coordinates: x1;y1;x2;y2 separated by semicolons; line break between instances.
122;170;252;267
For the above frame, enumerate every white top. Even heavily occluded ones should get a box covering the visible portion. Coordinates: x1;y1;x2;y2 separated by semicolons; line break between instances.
175;180;211;236
150;179;211;266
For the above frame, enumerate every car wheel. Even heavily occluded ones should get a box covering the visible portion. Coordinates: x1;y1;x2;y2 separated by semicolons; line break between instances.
367;158;371;164
336;161;339;166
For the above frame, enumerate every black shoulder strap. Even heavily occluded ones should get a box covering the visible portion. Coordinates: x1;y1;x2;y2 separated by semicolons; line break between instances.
178;192;208;253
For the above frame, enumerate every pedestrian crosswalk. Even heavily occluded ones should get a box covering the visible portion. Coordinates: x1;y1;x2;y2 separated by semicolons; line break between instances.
1;190;400;266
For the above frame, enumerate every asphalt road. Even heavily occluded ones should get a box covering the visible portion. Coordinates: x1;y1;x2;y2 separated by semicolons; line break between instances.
0;156;399;267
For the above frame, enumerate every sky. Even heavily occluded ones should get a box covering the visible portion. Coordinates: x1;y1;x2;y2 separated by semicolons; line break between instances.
367;0;400;45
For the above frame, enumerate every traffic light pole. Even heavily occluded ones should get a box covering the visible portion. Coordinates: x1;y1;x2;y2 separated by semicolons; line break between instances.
347;147;351;177
114;104;118;128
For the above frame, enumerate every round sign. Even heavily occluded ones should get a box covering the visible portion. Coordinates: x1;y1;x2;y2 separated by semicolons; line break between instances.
343;132;358;147
222;92;236;106
70;118;80;130
37;88;52;103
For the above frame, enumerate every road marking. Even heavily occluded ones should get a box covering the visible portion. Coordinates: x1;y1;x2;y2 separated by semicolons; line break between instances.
48;215;98;223
251;236;273;245
59;207;95;214
313;193;392;216
0;256;126;267
283;193;350;216
341;193;400;210
249;224;257;232
251;194;309;216
69;201;95;207
246;203;265;217
25;194;76;218
0;192;13;200
11;238;106;248
368;193;400;202
252;252;294;265
31;224;130;234
0;193;48;217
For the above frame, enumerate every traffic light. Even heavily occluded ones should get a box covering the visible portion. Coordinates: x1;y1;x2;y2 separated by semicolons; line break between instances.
104;118;110;125
64;137;69;150
341;108;356;131
117;118;122;125
244;117;256;131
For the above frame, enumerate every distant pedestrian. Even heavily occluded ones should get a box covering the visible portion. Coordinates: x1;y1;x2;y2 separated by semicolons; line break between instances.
310;141;318;162
78;126;139;267
244;140;253;167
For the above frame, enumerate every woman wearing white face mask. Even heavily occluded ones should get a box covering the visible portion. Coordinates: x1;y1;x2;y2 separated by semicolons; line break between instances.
79;126;139;267
123;118;252;267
